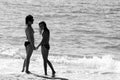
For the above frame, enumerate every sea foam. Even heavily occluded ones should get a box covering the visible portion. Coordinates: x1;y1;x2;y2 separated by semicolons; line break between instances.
49;54;120;73
0;44;20;57
1;44;120;73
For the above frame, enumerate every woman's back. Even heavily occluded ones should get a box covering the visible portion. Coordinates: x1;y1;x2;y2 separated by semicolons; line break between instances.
41;30;50;45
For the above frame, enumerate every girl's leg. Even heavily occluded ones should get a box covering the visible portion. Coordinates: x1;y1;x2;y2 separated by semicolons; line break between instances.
43;58;47;75
46;50;56;76
26;45;33;74
41;46;48;75
41;46;55;76
47;60;55;75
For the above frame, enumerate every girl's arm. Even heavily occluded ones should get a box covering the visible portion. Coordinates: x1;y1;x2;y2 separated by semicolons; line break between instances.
36;36;45;49
36;42;41;49
37;31;49;49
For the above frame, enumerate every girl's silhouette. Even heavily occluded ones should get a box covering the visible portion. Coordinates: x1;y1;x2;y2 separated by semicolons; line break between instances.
37;21;56;76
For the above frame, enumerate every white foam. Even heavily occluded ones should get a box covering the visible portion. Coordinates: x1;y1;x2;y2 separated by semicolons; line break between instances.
1;44;120;74
97;55;120;73
49;55;120;73
0;44;19;56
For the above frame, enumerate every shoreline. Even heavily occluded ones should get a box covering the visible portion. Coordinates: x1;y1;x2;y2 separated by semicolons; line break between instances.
0;56;120;80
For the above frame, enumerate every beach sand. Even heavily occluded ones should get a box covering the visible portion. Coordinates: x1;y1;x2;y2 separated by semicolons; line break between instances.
0;55;120;80
0;57;69;80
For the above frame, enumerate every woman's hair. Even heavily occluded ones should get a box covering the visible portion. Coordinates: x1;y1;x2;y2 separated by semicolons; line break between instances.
39;21;48;31
25;15;34;24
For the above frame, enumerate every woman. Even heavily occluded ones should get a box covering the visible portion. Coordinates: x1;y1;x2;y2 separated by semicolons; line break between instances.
22;15;36;74
37;21;56;76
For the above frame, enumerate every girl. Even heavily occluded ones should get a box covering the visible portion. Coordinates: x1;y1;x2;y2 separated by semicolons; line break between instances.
37;21;56;76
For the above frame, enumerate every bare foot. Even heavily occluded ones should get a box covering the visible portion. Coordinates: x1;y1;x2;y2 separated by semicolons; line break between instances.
45;73;47;75
52;71;56;77
26;71;31;74
21;69;24;72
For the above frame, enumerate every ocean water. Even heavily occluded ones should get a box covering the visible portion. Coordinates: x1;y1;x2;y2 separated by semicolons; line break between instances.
1;0;120;73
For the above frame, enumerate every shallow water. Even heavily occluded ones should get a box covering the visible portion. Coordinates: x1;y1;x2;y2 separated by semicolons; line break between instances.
0;0;120;59
1;0;120;75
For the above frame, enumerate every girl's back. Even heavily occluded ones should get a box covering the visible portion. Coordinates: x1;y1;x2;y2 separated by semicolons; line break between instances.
42;30;50;45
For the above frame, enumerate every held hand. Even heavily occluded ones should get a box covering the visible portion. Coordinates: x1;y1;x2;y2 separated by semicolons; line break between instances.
36;46;39;50
34;47;37;50
33;47;36;50
36;43;41;50
32;46;36;50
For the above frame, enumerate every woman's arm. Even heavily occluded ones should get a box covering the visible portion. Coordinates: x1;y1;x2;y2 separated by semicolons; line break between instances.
37;31;49;49
36;36;45;49
36;42;41;49
36;34;46;49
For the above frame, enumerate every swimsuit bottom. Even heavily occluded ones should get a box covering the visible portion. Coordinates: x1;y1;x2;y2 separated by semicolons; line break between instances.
42;44;50;50
24;41;30;47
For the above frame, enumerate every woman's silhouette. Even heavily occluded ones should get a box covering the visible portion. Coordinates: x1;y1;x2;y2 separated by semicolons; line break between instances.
37;21;56;76
22;15;36;74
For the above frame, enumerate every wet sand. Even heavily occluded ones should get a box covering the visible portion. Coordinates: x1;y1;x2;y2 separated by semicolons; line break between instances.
0;55;120;80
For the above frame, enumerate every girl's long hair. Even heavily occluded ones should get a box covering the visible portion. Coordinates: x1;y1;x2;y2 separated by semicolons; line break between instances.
39;21;49;31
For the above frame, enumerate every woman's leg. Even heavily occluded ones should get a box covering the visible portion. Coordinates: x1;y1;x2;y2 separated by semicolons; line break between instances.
26;45;33;73
41;46;55;76
47;60;55;74
41;46;48;75
43;58;47;75
47;50;55;76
